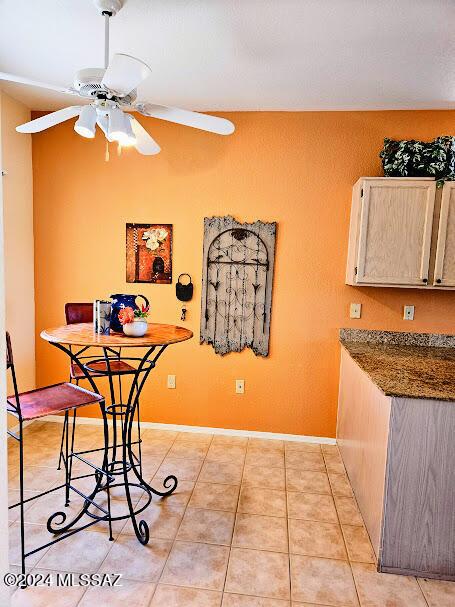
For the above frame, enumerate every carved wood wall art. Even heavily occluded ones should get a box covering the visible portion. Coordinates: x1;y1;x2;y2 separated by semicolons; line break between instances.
200;216;276;356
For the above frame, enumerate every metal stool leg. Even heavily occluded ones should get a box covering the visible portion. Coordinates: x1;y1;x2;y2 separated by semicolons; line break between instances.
66;409;77;506
58;378;79;470
136;399;143;478
102;405;114;542
64;411;71;507
104;462;114;541
18;417;26;580
57;412;67;471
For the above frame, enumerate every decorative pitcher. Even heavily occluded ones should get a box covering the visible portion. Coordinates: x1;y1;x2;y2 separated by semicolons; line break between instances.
110;293;149;333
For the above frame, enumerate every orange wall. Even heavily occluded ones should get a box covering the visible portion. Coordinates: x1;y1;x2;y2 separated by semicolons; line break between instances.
2;92;35;394
32;110;455;438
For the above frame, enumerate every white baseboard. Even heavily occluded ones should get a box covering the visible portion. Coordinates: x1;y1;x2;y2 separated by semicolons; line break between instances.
40;415;336;445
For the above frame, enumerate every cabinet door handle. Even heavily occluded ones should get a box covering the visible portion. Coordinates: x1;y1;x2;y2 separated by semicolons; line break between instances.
422;278;428;284
436;278;442;284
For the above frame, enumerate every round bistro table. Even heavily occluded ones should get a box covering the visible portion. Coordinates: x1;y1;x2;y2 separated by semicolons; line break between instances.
40;322;193;545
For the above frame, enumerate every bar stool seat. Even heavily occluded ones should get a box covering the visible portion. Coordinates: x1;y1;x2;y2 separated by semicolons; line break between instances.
7;382;104;421
70;359;135;379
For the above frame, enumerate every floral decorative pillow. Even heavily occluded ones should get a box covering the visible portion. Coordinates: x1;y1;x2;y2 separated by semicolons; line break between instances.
380;136;455;185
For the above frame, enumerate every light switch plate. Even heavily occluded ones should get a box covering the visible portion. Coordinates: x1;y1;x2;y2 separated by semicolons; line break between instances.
235;379;245;394
403;305;415;320
167;374;176;389
350;303;362;319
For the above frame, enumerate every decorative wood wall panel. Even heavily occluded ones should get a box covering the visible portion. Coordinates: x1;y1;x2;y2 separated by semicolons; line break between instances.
200;216;276;356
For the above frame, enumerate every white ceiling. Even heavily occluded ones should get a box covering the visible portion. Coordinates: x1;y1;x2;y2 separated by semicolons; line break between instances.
1;0;455;112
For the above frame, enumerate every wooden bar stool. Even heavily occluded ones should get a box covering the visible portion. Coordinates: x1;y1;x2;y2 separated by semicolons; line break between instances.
6;332;108;576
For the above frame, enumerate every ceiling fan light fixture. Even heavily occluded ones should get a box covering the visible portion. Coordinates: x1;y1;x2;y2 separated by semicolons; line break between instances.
74;105;97;138
108;106;136;146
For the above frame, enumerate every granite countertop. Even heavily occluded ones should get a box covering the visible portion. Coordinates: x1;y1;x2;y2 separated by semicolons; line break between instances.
340;329;455;401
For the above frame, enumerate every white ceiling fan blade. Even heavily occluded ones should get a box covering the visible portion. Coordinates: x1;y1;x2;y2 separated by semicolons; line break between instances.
101;54;151;97
16;106;82;133
135;103;235;135
128;116;160;155
0;71;76;96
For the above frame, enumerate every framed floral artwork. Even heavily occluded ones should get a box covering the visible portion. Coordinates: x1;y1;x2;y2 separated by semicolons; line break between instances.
126;223;173;284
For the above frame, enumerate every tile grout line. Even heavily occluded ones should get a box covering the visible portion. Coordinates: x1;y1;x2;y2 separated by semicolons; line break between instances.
219;436;248;604
416;577;431;607
152;431;216;603
325;447;430;606
221;440;293;601
323;446;363;607
140;432;180;605
125;428;181;604
284;441;293;603
73;427;180;607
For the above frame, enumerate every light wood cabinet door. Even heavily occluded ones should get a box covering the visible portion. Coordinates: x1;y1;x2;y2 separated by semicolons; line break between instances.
356;180;435;285
434;182;455;286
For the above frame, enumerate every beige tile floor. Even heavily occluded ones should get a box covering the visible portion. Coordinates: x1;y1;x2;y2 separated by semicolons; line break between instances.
7;421;455;606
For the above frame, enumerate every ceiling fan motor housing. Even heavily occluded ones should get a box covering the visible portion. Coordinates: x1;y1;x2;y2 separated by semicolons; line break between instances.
74;68;106;97
73;68;137;104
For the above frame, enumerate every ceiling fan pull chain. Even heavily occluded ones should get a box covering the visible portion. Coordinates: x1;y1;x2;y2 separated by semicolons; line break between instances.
105;140;110;162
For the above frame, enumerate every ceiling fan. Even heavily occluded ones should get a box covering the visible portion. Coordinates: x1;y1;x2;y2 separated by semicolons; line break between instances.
0;0;235;155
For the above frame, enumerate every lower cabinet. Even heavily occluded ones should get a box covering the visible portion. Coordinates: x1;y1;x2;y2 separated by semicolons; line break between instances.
337;348;455;580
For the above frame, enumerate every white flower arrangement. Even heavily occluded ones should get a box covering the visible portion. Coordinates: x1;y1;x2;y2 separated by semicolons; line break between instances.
142;228;168;251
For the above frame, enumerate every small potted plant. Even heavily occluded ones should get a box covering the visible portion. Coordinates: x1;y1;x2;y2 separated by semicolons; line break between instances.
118;304;149;337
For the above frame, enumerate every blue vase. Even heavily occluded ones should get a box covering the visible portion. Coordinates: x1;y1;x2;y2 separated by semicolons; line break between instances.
110;293;149;333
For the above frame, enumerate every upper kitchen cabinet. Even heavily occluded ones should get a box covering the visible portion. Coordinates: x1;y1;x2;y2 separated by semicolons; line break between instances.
434;181;455;287
345;177;450;288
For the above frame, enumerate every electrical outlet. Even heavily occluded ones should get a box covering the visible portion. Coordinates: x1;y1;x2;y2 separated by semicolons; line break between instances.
167;374;176;389
235;379;245;394
350;303;362;319
403;305;415;321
